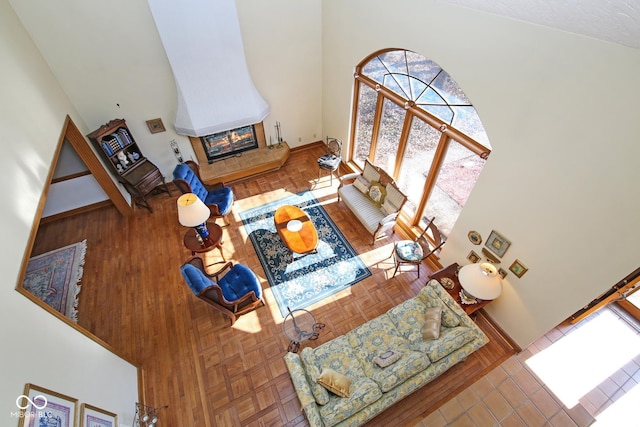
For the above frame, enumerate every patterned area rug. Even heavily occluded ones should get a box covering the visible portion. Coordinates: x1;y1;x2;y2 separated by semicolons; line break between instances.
22;240;87;322
240;191;371;317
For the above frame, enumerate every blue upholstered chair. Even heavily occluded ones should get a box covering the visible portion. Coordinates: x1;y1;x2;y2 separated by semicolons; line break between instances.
173;160;234;225
392;217;446;278
180;256;264;325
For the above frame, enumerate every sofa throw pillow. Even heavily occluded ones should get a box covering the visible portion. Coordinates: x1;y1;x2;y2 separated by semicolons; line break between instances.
317;368;351;397
423;306;443;340
368;180;386;206
353;175;370;194
373;349;402;368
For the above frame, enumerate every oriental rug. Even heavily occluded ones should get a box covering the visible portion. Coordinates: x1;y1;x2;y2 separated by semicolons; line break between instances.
22;240;87;322
240;191;371;317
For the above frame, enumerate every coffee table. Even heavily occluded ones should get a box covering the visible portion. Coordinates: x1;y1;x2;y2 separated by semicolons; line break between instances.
183;221;225;260
274;205;318;255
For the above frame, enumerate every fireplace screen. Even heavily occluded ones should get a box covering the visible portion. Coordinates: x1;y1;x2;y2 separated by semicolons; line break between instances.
200;125;258;163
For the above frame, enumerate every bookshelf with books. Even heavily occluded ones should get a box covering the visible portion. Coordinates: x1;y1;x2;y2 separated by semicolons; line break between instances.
87;118;169;212
87;118;145;176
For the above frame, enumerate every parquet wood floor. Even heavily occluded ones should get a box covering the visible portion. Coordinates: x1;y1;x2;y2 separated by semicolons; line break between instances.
31;145;516;427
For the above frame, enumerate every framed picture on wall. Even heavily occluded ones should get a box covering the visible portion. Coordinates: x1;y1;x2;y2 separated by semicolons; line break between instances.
146;118;165;134
17;383;78;427
509;259;528;278
467;250;481;263
80;403;118;427
485;230;511;258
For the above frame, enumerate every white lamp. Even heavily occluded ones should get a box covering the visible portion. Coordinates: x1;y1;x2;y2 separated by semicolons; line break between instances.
458;262;503;300
177;193;211;243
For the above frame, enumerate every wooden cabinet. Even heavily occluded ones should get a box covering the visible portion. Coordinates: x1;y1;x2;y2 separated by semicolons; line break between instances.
88;119;169;212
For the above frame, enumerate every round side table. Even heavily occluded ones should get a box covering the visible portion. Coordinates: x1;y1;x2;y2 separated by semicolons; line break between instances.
183;221;225;260
282;307;325;353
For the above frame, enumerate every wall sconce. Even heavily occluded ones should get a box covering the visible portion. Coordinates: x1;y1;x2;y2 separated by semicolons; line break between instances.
458;262;503;301
133;403;167;427
177;193;212;246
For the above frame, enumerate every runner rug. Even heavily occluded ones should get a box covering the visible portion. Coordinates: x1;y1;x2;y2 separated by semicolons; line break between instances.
22;240;87;322
240;191;371;317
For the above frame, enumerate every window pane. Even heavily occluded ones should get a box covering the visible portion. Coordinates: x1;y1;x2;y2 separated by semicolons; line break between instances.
421;139;486;236
353;82;377;168
373;98;405;173
397;117;440;218
451;106;491;148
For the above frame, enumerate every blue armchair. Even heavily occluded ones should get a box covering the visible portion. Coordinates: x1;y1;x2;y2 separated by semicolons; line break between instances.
173;160;234;225
180;256;264;325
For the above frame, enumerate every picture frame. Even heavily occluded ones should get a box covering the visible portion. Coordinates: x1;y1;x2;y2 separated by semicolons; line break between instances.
498;268;508;279
146;118;165;134
17;383;78;427
485;230;511;258
467;250;480;263
80;403;118;427
509;259;528;278
467;230;482;245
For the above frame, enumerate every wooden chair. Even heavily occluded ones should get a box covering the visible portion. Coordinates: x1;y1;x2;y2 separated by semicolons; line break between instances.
173;160;234;225
316;137;342;185
392;217;446;278
180;256;264;325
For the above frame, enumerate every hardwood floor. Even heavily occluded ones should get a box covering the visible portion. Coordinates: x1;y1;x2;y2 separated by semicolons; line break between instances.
32;145;516;426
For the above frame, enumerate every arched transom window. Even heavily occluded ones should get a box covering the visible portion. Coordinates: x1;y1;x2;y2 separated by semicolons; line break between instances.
350;49;491;237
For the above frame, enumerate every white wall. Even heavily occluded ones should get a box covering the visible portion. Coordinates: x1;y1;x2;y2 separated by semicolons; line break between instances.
322;0;640;347
0;1;138;425
10;0;323;183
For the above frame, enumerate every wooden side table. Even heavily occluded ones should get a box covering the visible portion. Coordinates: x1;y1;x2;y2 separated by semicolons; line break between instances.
428;263;490;316
183;221;225;260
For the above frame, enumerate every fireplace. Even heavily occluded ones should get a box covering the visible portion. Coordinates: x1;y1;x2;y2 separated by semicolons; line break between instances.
200;124;259;163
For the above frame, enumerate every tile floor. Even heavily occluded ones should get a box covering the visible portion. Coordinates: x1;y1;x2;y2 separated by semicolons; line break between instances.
418;305;640;426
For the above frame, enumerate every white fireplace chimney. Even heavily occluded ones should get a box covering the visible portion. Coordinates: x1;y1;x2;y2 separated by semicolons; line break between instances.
148;0;269;137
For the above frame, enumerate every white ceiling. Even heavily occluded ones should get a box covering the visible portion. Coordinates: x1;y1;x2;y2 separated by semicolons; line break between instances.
441;0;640;50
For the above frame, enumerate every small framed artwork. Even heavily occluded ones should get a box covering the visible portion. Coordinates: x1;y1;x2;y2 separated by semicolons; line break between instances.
17;383;78;427
80;403;118;427
509;259;528;278
467;230;482;245
485;230;511;258
467;250;480;263
498;268;508;279
146;118;165;133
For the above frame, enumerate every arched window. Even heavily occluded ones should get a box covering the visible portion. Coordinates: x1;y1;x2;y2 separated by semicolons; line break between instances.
350;49;491;237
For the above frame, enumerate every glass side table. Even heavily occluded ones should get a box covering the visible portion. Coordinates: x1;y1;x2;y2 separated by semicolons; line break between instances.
282;307;325;353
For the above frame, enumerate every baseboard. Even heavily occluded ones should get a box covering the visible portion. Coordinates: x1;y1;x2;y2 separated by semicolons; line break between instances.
40;200;113;224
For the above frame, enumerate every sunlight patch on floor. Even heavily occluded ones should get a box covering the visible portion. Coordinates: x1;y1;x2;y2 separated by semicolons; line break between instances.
526;309;640;408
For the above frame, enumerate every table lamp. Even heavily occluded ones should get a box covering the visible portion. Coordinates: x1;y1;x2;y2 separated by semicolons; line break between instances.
458;262;503;301
177;193;212;245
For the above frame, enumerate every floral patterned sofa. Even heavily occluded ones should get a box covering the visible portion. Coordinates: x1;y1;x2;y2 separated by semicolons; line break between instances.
284;280;489;427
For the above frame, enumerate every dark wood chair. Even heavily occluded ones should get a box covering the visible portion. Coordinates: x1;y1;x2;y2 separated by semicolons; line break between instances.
173;160;234;225
392;217;446;278
180;256;264;325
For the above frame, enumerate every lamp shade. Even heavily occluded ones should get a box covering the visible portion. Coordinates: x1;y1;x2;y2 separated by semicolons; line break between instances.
458;262;503;300
177;193;210;227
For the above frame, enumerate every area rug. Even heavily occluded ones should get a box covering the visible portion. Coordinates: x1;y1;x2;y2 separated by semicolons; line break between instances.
22;240;87;322
240;191;371;317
